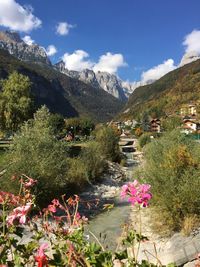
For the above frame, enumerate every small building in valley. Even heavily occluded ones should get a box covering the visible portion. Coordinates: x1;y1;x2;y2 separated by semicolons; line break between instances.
180;104;197;117
150;119;161;133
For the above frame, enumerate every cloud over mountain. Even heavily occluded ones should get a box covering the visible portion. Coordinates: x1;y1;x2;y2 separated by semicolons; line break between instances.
22;35;35;45
183;29;200;54
179;30;200;66
62;50;93;71
62;50;126;74
93;52;127;74
141;59;176;83
46;45;57;56
0;0;42;32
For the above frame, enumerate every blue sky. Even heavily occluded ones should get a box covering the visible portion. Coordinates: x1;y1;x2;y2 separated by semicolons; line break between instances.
1;0;200;83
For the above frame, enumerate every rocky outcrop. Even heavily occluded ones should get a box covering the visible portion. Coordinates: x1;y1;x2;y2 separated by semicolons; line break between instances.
55;61;136;100
0;30;51;66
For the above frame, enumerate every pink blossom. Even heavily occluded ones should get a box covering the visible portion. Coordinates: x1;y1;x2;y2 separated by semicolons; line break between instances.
140;184;151;193
76;212;81;220
52;199;60;206
128;196;137;205
120;184;129;198
47;204;56;213
24;178;37;188
35;243;48;267
6;203;32;225
120;180;152;207
0;191;20;206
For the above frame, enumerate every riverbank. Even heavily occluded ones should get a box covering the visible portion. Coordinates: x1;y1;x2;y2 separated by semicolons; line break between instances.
79;161;128;218
126;206;200;266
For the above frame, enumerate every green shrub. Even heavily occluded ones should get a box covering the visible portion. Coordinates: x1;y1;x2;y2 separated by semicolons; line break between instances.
142;130;200;232
67;157;88;186
80;141;107;182
2;106;69;205
95;126;120;162
0;71;33;133
138;133;152;148
162;116;182;132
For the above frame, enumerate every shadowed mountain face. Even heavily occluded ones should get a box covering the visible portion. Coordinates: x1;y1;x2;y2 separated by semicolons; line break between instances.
0;49;124;122
118;58;200;120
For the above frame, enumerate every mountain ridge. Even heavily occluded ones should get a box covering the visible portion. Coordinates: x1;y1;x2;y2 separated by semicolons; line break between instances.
0;30;137;100
0;31;51;66
118;58;200;120
54;60;135;101
0;49;124;122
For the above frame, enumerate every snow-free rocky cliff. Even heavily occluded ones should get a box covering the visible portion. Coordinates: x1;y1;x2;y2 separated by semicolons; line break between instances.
0;31;51;66
54;60;136;101
0;30;135;100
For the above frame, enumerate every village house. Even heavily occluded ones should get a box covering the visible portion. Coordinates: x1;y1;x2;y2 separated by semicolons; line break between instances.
65;132;74;141
150;118;161;133
182;119;200;134
180;104;197;117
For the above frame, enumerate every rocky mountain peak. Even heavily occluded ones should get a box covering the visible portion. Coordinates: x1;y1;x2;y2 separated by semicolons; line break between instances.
54;61;135;100
0;30;22;43
0;30;51;66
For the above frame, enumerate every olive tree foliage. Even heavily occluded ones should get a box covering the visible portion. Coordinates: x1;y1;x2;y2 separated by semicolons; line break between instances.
0;72;33;133
142;130;200;232
4;106;69;205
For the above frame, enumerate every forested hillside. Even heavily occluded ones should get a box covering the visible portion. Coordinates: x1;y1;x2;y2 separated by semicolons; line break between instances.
119;59;200;120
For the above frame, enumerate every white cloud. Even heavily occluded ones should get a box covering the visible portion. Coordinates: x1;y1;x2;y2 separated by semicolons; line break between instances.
22;35;34;45
56;22;74;36
46;45;57;57
141;59;177;83
179;51;200;66
122;80;146;92
93;52;127;74
0;0;42;32
179;30;200;66
183;30;200;54
62;50;93;71
62;50;127;73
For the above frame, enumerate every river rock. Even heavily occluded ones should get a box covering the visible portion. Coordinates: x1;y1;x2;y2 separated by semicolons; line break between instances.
128;207;200;266
183;260;199;267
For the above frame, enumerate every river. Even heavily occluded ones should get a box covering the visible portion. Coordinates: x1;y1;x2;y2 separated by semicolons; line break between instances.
86;153;137;251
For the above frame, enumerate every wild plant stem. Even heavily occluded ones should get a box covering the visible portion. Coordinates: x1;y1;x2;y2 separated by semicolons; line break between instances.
2;203;5;236
88;230;105;251
135;206;142;263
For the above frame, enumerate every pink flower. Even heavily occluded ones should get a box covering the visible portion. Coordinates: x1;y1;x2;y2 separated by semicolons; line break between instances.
47;204;56;213
0;191;20;206
35;243;49;267
140;184;151;193
120;184;129;198
7;203;32;225
120;180;152;207
128;196;137;205
52;199;60;206
24;178;37;188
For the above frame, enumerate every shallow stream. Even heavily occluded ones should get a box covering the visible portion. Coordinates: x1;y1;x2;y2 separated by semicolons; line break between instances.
86;153;137;250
